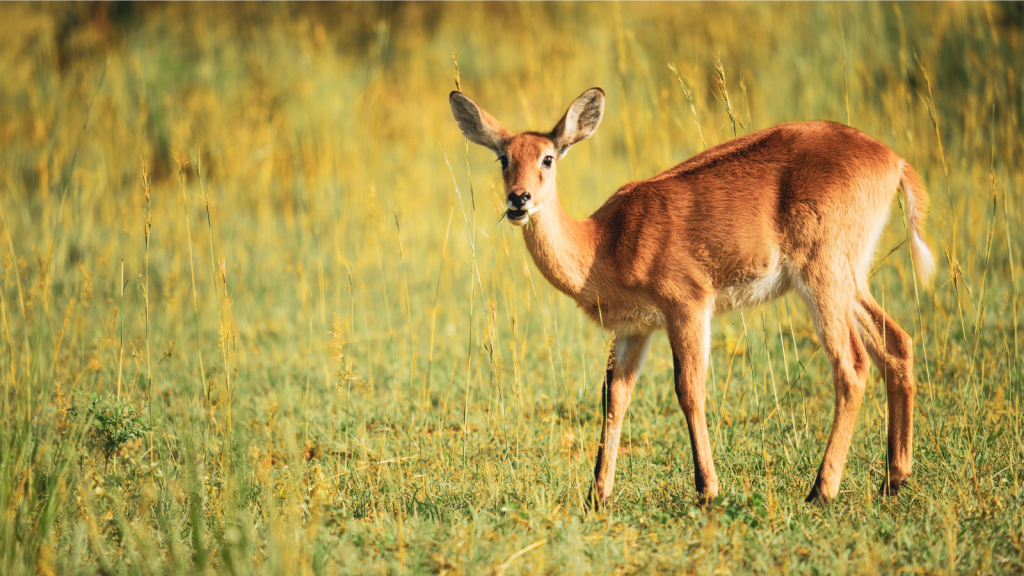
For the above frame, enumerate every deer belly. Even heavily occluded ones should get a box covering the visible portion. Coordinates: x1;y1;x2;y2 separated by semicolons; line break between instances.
713;261;794;314
581;301;667;333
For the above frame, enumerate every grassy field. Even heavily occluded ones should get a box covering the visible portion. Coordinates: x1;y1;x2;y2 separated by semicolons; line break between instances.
1;2;1022;574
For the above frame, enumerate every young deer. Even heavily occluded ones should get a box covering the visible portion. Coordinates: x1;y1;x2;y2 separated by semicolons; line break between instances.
449;87;935;505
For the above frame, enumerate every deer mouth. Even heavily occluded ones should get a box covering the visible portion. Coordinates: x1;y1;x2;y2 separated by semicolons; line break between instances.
504;201;542;226
506;208;529;225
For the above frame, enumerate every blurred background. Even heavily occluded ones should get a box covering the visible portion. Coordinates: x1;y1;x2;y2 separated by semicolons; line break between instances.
1;2;1021;574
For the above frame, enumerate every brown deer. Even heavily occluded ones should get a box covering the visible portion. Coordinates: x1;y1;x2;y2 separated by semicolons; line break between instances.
449;87;935;506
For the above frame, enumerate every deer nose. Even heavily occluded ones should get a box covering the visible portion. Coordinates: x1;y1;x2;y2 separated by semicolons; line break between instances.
508;191;531;209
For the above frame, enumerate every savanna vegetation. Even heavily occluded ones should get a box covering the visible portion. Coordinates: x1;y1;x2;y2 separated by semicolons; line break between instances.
1;2;1022;574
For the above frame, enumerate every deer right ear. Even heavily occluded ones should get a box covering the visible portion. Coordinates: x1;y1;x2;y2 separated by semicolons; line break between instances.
550;88;605;159
449;92;509;153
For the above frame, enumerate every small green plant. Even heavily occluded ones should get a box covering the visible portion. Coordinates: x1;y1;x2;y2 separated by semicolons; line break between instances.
711;492;768;528
87;393;150;474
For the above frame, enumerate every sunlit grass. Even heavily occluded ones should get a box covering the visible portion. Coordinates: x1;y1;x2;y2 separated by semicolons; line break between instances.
0;2;1022;574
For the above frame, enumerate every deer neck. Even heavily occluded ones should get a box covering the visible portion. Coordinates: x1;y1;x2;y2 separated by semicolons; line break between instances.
520;193;598;300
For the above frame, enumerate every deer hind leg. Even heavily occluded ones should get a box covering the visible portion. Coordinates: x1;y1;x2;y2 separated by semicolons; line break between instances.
798;273;871;503
588;331;652;509
668;308;719;504
853;291;915;495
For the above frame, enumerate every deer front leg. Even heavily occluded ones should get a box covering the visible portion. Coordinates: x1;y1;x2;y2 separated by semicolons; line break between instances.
588;332;652;509
668;309;720;504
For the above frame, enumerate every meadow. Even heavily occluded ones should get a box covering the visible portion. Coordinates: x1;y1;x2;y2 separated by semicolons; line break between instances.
0;2;1022;574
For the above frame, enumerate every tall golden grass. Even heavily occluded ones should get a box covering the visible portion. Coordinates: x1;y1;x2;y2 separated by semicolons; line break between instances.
0;2;1021;574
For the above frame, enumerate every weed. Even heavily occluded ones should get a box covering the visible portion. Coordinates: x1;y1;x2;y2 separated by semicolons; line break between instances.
86;393;151;475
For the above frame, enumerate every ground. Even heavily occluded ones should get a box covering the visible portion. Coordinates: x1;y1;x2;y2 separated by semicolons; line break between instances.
0;2;1022;574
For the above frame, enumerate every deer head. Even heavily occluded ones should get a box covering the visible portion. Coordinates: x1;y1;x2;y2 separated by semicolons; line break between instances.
449;88;605;226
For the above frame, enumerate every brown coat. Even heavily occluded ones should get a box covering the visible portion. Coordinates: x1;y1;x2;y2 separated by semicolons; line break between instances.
450;88;933;506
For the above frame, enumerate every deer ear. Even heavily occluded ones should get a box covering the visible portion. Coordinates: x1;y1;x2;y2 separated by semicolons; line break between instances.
550;88;605;159
449;92;510;153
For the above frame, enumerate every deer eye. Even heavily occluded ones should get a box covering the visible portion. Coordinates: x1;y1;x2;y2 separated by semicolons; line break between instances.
499;156;509;171
542;155;554;168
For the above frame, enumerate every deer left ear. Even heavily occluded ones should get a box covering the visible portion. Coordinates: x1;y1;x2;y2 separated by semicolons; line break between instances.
449;91;510;154
550;88;605;159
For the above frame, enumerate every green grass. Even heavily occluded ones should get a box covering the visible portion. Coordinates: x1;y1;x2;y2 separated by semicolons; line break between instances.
1;2;1022;574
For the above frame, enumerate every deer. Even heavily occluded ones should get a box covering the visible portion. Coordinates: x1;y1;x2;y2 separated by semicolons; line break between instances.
449;87;935;507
